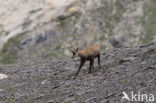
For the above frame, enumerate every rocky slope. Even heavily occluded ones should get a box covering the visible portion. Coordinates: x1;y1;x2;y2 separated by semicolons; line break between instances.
0;0;78;49
0;0;156;64
0;42;155;103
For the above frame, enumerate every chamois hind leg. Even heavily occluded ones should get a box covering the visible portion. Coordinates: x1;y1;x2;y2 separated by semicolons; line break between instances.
97;53;101;69
89;59;94;74
76;59;85;76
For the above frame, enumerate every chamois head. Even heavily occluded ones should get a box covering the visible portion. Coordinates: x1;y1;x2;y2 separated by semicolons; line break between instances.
70;48;79;59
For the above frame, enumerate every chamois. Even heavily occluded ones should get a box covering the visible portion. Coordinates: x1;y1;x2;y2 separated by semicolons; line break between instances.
71;43;101;76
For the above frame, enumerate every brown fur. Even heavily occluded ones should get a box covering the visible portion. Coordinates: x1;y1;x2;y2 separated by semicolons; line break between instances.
71;43;101;76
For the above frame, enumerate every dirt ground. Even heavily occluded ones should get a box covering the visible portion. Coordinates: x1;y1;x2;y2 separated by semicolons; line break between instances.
0;42;155;103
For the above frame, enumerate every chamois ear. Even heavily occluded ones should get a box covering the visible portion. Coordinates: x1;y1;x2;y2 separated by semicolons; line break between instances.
70;50;74;53
76;48;79;52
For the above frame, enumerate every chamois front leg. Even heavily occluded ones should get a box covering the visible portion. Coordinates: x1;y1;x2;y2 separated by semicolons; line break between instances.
89;59;94;74
76;58;85;76
97;53;101;69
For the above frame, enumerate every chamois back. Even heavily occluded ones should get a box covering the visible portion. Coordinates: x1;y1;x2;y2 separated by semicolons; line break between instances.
78;43;100;57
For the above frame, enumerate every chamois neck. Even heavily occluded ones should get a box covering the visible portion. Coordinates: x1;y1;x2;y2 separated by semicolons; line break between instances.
77;50;85;57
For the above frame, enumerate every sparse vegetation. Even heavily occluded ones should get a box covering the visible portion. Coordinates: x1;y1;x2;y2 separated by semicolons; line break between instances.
123;78;129;83
6;96;15;102
141;0;156;44
0;37;20;64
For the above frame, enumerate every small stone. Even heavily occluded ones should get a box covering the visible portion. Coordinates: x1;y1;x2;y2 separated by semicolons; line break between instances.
119;57;136;64
85;97;98;103
41;80;50;85
0;89;4;92
47;100;54;103
0;73;8;80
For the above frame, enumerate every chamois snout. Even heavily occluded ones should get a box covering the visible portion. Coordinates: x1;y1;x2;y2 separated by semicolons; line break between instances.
70;48;78;59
